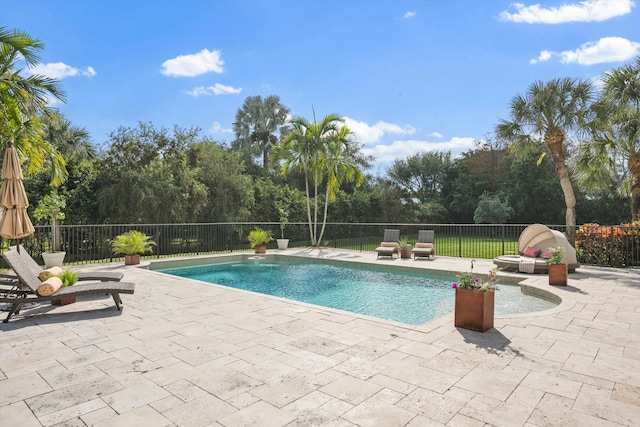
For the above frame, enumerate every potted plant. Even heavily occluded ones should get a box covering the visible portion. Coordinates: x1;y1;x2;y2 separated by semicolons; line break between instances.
248;227;273;254
547;244;567;286
398;237;412;259
112;230;156;265
276;207;289;250
452;266;499;332
33;192;67;268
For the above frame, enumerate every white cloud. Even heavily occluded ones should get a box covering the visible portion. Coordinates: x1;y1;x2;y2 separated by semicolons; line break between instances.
500;0;634;24
404;11;416;19
343;117;416;144
28;62;96;79
363;137;476;163
161;48;224;77
185;83;242;96
210;121;233;134
531;37;640;65
427;131;443;138
530;50;552;64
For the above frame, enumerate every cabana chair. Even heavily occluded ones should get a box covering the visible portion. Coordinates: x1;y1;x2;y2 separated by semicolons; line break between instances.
375;229;400;259
0;248;135;323
413;230;435;260
492;223;580;273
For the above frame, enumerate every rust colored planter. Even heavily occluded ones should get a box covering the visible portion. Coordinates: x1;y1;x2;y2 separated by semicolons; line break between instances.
52;296;76;306
400;245;412;259
548;263;568;286
454;288;495;332
124;255;141;265
254;246;267;254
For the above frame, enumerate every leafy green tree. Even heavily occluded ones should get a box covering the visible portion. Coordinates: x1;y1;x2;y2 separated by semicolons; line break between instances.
189;140;254;222
499;149;564;224
232;95;290;170
577;56;640;220
97;123;208;223
496;78;594;243
473;192;513;224
387;151;452;203
274;113;365;246
0;26;66;175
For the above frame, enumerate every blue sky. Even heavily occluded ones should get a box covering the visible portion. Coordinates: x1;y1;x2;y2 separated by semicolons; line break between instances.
5;0;639;174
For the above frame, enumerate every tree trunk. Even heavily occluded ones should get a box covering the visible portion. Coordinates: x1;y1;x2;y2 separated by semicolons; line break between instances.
304;170;315;246
317;186;331;245
545;131;577;245
629;154;640;221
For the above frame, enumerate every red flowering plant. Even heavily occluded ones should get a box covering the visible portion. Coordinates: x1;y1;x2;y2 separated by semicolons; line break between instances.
452;267;499;292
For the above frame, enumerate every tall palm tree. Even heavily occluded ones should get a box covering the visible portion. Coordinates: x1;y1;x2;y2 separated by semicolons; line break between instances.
577;56;640;220
496;78;594;244
274;113;366;246
232;95;290;169
0;26;66;172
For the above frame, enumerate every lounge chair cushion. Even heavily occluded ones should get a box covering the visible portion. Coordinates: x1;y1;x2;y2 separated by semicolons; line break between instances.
37;277;63;296
39;266;63;281
415;243;433;248
380;242;398;248
523;246;541;258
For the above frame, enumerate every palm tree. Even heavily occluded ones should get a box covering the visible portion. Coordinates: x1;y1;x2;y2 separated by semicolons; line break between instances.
496;78;594;244
40;110;93;186
0;26;66;172
274;113;366;246
577;56;640;220
232;95;290;170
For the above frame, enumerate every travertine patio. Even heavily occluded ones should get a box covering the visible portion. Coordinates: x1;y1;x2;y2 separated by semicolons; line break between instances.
1;248;639;426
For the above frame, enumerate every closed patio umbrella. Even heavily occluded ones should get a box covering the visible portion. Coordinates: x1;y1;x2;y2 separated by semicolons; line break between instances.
0;141;35;249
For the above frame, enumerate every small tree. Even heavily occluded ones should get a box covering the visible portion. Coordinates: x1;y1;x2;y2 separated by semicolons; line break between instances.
33;192;66;252
473;193;513;224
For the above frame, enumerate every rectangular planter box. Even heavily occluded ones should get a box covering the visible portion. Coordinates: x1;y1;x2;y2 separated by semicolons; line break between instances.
51;296;76;306
454;288;494;332
548;264;568;286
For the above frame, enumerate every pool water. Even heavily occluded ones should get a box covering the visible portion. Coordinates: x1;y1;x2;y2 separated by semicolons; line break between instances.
159;260;557;325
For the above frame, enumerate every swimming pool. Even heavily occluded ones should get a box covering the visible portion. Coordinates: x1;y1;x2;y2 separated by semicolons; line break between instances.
159;259;557;325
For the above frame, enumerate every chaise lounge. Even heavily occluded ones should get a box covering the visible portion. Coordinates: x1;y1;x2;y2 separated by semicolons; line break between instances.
413;230;435;260
375;229;400;259
9;247;125;283
0;248;135;323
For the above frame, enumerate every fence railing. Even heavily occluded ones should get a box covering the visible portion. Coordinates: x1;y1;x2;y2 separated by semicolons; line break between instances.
2;222;638;268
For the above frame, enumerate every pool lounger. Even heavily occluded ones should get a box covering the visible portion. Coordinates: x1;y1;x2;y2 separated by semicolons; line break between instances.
0;248;135;323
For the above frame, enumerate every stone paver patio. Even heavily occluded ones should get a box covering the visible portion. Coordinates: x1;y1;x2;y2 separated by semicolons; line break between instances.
1;248;639;426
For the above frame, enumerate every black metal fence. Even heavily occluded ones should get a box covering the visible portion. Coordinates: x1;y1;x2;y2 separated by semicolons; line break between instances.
2;222;638;268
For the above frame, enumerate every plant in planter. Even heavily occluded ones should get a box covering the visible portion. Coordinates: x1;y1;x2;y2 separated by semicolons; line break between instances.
248;227;273;253
33;192;67;267
112;230;156;265
41;268;79;305
276;207;289;250
398;237;412;259
547;244;567;286
452;265;499;332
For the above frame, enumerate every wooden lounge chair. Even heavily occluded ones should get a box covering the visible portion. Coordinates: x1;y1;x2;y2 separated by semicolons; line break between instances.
0;248;135;323
413;230;435;260
375;229;400;258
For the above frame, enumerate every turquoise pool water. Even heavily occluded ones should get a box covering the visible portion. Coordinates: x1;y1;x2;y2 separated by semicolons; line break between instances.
159;259;557;325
